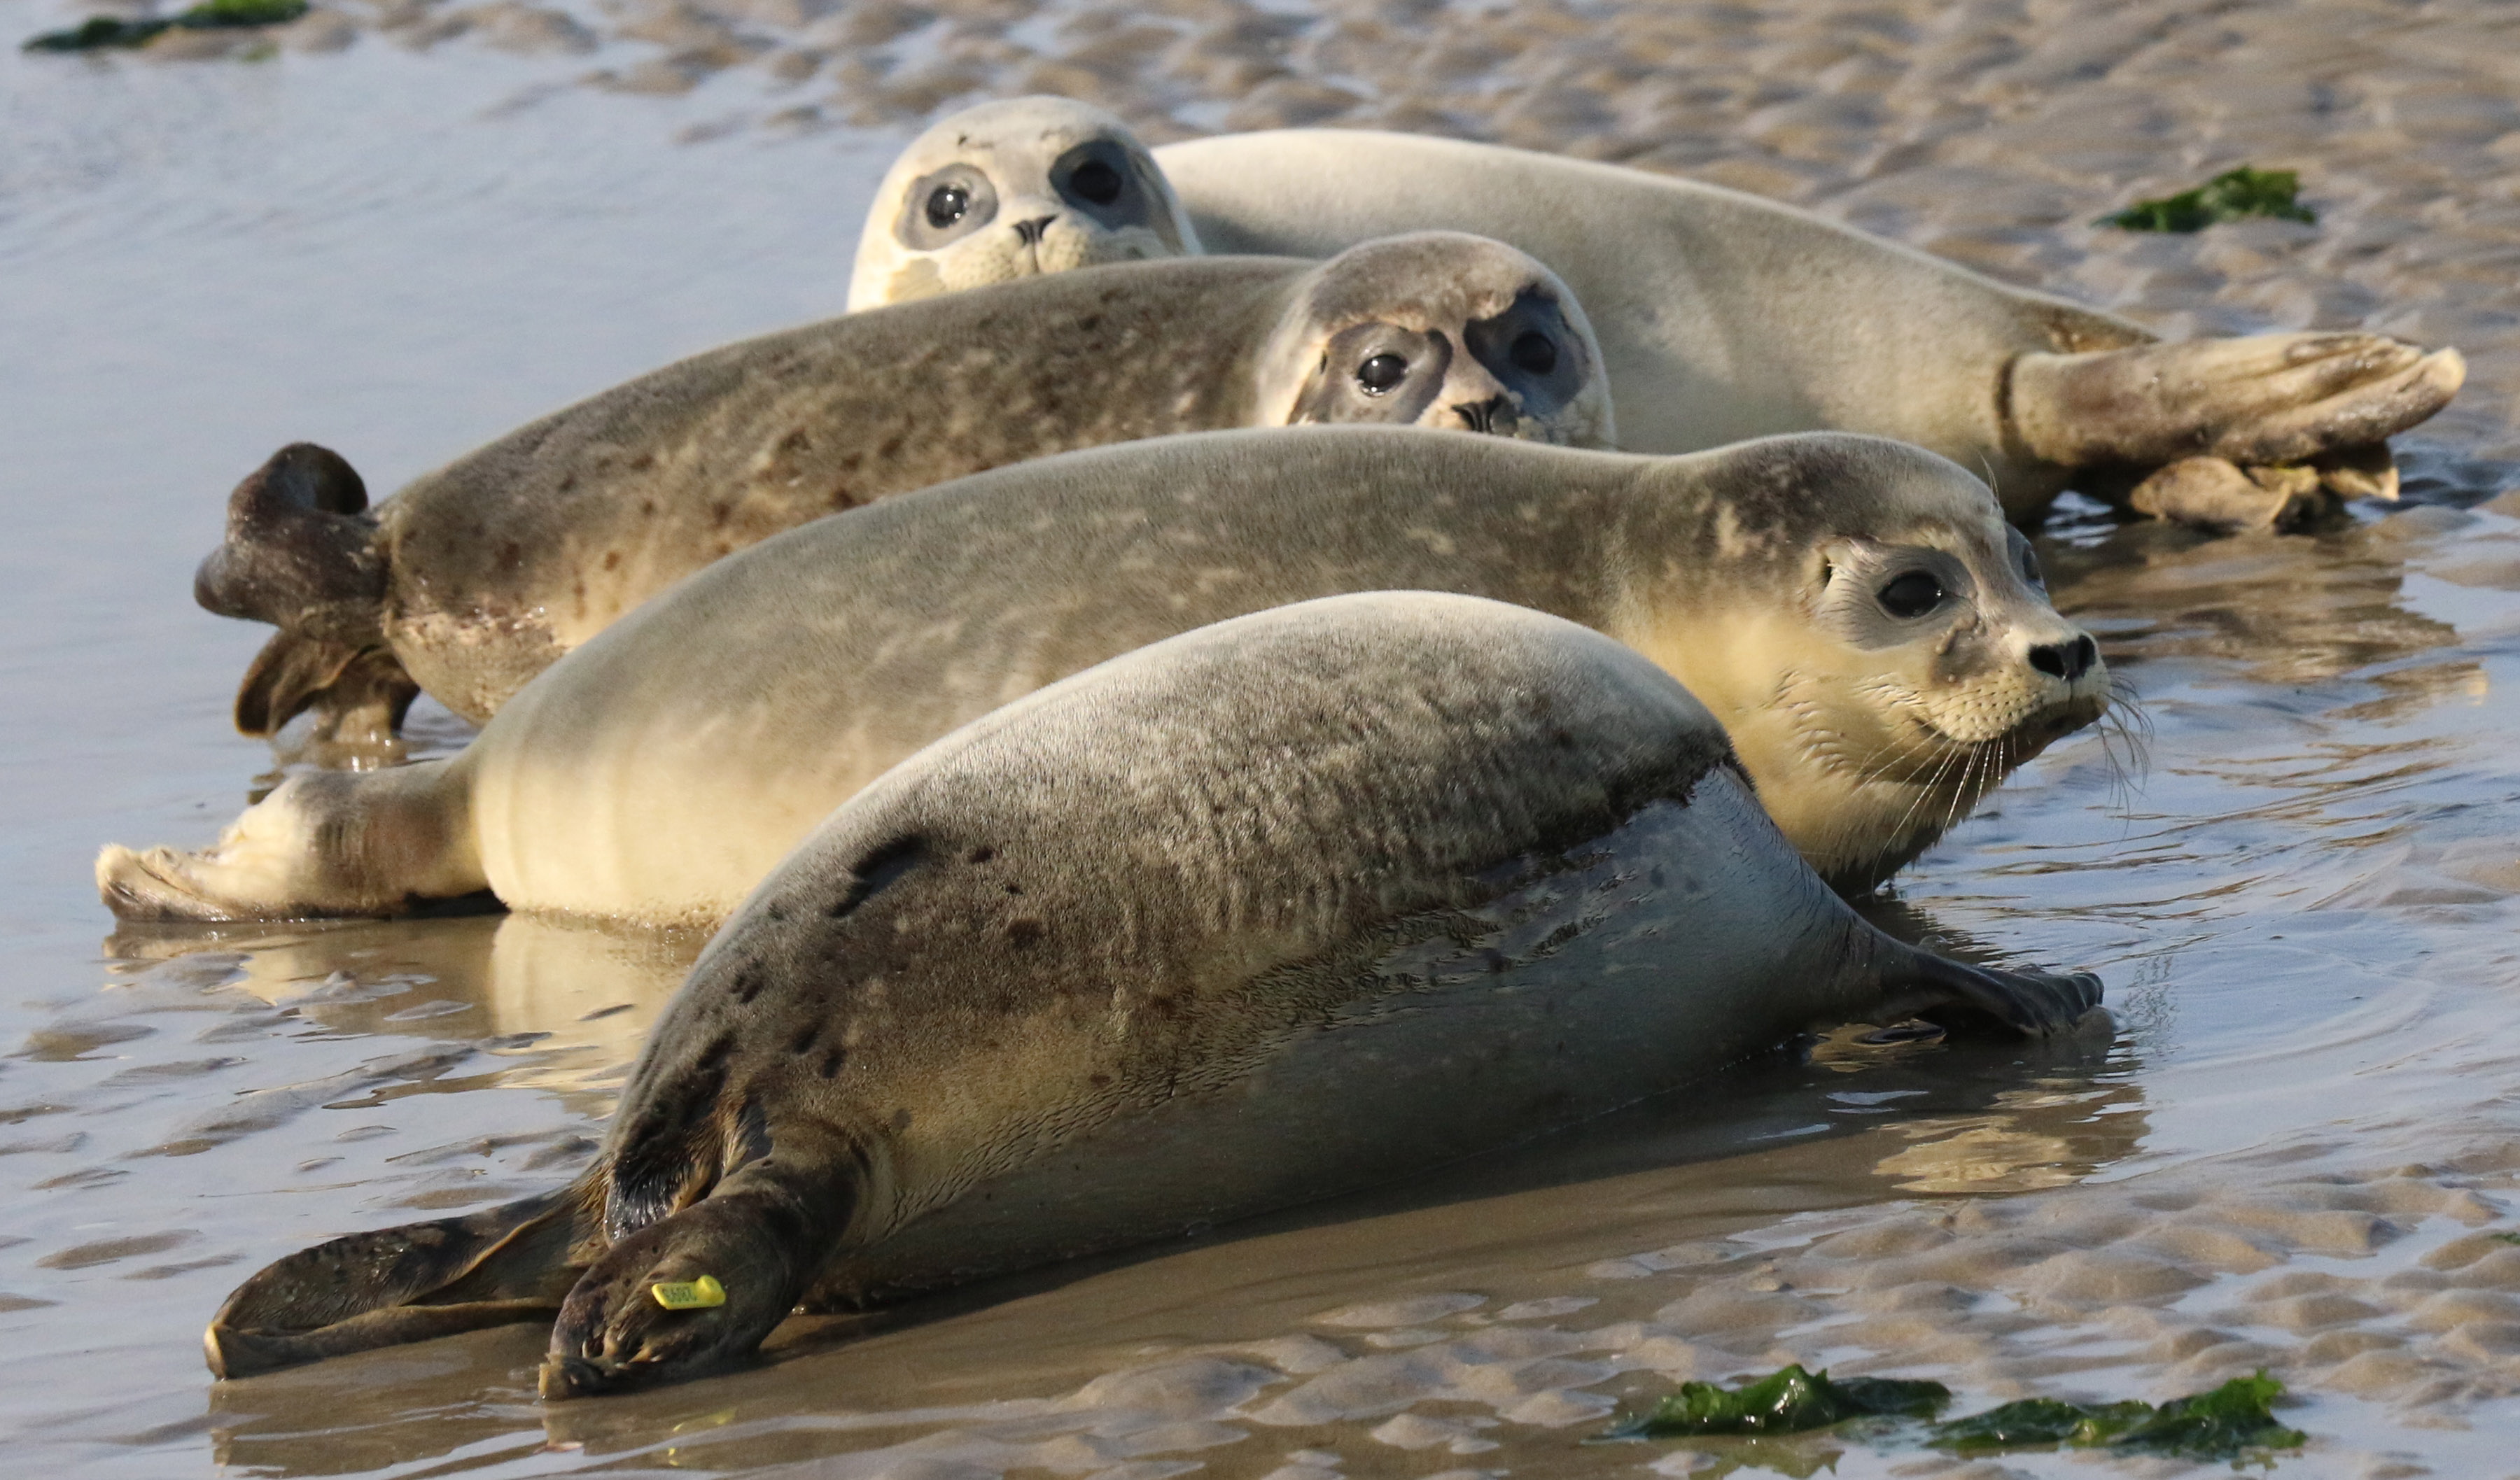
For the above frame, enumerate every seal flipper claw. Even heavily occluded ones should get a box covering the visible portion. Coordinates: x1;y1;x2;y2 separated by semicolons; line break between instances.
206;1185;597;1379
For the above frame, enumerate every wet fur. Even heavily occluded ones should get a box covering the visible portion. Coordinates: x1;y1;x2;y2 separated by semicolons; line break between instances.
200;239;1607;732
1157;129;2458;518
106;428;2106;929
201;595;2100;1394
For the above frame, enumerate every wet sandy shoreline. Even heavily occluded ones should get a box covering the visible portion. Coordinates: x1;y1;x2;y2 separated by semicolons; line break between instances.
9;0;2520;1474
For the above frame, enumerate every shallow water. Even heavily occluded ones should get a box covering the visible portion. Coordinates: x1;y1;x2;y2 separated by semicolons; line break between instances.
7;1;2520;1476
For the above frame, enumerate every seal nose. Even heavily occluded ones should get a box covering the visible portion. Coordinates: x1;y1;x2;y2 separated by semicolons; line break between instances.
1451;395;1516;435
1012;215;1056;246
2028;634;2099;683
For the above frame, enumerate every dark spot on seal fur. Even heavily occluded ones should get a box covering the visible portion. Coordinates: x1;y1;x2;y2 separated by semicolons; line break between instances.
789;1023;819;1054
727;963;767;1005
817;1048;846;1078
890;1108;912;1131
601;549;620;570
1005;918;1045;948
827;835;926;918
967;845;996;864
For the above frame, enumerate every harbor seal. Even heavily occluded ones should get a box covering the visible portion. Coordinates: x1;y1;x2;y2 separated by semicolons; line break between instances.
104;427;2108;924
844;96;1198;311
1140;128;2465;520
196;591;2104;1394
194;233;1608;745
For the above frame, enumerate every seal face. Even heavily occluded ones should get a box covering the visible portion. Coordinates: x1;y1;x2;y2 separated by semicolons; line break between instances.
195;237;1610;742
195;593;2101;1396
108;428;2104;930
846;97;1198;311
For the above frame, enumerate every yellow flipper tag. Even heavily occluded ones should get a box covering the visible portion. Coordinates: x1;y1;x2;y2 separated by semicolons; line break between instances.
650;1275;726;1311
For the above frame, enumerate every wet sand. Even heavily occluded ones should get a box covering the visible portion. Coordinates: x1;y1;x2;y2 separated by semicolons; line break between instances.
8;0;2520;1475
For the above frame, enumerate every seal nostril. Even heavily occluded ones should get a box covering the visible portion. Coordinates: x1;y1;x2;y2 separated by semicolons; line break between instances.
1452;395;1513;435
1012;215;1056;246
2029;636;2098;682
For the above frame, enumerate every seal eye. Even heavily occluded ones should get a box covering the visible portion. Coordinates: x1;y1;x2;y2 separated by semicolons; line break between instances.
1357;353;1409;395
925;183;969;230
2020;544;2045;589
1069;159;1123;206
1508;331;1557;376
1878;570;1946;619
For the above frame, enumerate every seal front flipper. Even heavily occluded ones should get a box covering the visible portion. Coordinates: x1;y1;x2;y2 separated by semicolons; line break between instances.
539;1132;860;1399
234;631;421;745
2008;333;2464;496
1869;939;2104;1038
206;1185;599;1379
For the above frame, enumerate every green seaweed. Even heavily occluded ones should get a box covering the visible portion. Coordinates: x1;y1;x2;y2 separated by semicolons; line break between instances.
2488;1230;2520;1245
1931;1372;2307;1460
24;0;304;51
1600;1365;1951;1439
1933;1397;2158;1449
2101;166;2316;232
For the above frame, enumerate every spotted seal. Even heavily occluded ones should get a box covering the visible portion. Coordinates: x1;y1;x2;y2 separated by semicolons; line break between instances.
845;95;1197;310
1133;128;2462;520
195;591;2104;1395
195;233;1609;744
105;427;2108;924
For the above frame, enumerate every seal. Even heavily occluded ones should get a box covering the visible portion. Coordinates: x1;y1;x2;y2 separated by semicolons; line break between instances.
194;233;1611;744
844;96;1198;311
1150;128;2466;519
104;427;2108;924
194;591;2104;1394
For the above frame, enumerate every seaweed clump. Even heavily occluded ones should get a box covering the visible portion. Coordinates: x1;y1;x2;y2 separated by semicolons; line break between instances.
24;0;307;52
1601;1366;2308;1463
1598;1365;1952;1438
2102;166;2316;232
1933;1371;2306;1458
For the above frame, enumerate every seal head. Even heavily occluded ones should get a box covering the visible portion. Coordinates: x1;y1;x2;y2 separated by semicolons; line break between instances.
846;97;1198;311
1620;435;2111;889
1263;232;1614;447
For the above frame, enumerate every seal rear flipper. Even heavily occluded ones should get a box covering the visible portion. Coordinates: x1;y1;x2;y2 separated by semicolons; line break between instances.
234;632;423;745
2009;334;2464;474
96;761;484;922
195;443;390;649
207;1185;600;1379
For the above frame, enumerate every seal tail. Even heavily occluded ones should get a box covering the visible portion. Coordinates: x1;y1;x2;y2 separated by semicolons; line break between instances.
195;444;405;736
95;760;482;922
234;631;421;744
206;1183;603;1379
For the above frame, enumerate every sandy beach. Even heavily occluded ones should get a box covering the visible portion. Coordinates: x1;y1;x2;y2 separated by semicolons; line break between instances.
7;0;2520;1474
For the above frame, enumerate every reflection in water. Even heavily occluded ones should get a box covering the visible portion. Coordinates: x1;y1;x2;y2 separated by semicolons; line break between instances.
12;3;2520;1470
108;914;698;1101
195;954;2144;1476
